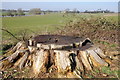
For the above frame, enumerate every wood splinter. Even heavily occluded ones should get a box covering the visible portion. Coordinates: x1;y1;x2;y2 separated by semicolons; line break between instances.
0;35;111;78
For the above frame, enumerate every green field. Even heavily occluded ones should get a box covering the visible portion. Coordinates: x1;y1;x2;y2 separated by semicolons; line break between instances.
2;13;86;40
2;13;118;41
2;13;66;38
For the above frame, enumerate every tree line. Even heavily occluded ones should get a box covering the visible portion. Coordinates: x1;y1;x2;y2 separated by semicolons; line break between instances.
2;8;42;17
84;9;114;13
1;8;115;17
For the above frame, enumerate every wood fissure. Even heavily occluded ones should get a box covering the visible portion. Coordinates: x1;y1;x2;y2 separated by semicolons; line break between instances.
0;35;110;78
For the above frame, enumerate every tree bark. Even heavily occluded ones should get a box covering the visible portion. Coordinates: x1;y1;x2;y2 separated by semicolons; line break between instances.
0;35;111;78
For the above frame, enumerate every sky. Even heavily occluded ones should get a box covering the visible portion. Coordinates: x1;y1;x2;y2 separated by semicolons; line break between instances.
2;2;119;12
1;0;120;2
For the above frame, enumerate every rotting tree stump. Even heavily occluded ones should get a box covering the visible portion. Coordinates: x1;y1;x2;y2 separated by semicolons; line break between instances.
0;35;111;78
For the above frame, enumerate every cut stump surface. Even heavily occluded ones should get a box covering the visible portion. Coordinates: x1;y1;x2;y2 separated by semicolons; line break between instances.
0;35;111;78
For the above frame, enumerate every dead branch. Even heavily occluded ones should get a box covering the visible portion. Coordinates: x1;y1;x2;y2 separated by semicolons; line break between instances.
1;28;21;41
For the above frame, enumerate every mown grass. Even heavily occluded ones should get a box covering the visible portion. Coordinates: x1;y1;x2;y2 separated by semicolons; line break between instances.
1;13;92;40
2;13;118;37
2;13;66;37
2;13;79;40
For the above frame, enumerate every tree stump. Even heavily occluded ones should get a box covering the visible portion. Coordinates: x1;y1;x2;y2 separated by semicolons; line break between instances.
0;35;111;78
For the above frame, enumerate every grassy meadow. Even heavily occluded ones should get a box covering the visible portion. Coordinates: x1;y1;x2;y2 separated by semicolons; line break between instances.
2;13;118;45
2;13;66;38
2;13;118;38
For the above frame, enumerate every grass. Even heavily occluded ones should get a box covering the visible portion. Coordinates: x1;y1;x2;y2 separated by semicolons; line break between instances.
2;13;118;37
101;66;112;74
104;14;118;22
94;39;118;49
89;66;119;78
0;50;3;55
101;66;119;77
2;13;65;35
1;13;92;40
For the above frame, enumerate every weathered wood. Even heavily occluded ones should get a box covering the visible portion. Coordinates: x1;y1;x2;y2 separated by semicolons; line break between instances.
73;71;83;79
9;41;24;53
32;49;48;75
75;54;84;73
19;52;29;69
0;60;3;69
87;48;108;66
77;52;84;73
28;46;37;53
79;51;92;70
14;55;23;67
25;54;33;67
1;41;27;61
54;50;71;72
0;59;13;70
7;51;20;62
94;46;106;58
0;35;110;78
